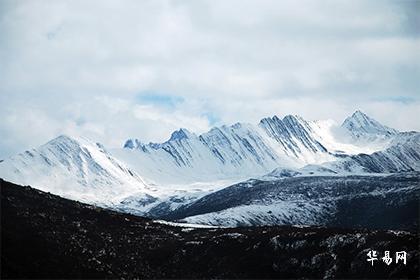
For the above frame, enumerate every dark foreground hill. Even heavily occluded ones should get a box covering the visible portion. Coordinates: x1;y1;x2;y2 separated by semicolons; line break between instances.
1;179;419;279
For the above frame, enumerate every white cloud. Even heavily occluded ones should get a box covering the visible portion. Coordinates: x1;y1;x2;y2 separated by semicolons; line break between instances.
0;0;418;157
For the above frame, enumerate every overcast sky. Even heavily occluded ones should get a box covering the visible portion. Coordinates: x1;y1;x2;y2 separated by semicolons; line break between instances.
0;0;419;158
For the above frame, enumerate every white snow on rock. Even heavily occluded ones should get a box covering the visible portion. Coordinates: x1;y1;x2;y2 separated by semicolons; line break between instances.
0;135;153;204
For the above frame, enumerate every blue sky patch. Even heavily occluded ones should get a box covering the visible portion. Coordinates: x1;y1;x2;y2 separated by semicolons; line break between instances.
372;96;417;104
202;112;221;126
136;92;184;109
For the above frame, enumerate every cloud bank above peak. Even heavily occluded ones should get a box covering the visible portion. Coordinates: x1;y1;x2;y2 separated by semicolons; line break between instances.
0;0;419;158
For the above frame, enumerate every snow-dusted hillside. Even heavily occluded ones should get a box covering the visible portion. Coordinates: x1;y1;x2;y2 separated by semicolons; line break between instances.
322;131;420;174
261;131;420;178
166;172;419;228
0;135;153;204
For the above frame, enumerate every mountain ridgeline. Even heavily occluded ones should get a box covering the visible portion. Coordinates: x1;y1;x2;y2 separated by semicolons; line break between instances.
121;114;334;182
119;110;419;184
0;110;419;227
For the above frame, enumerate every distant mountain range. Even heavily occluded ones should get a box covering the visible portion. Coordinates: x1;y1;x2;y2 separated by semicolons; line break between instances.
115;110;418;185
0;110;419;227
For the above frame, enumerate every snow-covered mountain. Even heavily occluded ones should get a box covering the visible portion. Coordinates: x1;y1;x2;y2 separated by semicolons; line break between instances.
325;132;420;173
341;110;398;141
0;110;418;224
125;130;419;222
116;111;407;186
117;114;363;186
117;120;298;185
151;121;419;227
0;135;152;204
261;131;420;177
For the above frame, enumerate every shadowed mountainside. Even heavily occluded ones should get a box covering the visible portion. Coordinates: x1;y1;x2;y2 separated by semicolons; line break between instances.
160;173;419;229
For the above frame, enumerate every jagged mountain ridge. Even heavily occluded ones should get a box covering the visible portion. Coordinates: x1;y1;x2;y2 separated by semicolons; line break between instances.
118;112;387;185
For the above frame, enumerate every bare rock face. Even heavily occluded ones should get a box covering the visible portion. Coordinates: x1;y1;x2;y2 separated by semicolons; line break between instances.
1;179;419;279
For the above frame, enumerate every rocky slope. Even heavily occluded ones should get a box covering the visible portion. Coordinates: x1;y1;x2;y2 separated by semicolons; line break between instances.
1;179;418;279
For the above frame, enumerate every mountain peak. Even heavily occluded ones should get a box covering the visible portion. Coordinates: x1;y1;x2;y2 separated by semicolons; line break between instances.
168;128;194;142
259;114;303;125
350;110;371;122
353;109;366;116
46;134;103;150
46;134;80;147
260;114;306;124
231;122;243;129
51;134;74;142
258;114;310;131
343;110;381;128
342;110;398;138
124;139;144;149
283;114;305;123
